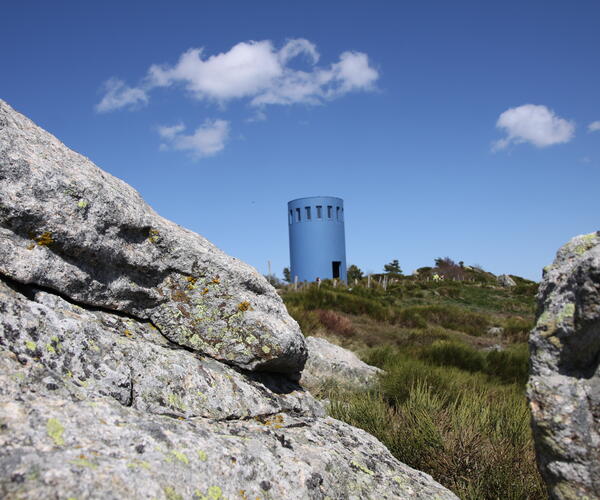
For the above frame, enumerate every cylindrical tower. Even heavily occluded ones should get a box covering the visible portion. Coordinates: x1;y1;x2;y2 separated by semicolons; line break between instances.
288;196;347;282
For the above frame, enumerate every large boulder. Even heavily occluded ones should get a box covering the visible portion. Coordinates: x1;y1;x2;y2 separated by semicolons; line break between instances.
0;100;458;499
300;336;382;390
497;274;517;287
0;99;304;374
528;232;600;499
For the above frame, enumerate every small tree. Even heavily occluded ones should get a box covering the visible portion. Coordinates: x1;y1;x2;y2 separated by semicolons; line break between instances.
384;259;402;275
283;267;291;283
347;264;364;282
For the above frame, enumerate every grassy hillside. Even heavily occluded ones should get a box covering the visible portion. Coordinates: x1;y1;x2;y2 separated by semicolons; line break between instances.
281;270;546;499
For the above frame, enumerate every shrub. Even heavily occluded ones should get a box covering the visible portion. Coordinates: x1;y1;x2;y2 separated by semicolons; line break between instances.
328;346;546;500
396;305;490;336
285;305;321;336
315;309;355;336
421;340;486;373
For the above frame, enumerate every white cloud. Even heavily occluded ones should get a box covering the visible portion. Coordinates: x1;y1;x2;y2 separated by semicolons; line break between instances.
493;104;575;151
158;120;229;159
589;121;600;132
97;39;379;111
157;123;185;139
96;78;148;113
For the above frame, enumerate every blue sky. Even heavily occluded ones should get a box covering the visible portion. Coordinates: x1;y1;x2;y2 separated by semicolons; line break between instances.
2;0;599;280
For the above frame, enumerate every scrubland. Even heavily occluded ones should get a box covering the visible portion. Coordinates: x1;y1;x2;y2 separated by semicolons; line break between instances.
281;271;546;500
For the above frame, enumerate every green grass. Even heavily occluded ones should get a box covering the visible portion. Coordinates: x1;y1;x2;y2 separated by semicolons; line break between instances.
325;346;545;500
283;275;545;499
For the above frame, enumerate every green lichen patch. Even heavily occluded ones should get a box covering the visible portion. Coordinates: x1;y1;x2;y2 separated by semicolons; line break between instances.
169;450;189;465
46;418;65;446
127;460;151;470
25;340;37;351
77;200;89;209
69;456;97;468
193;486;223;500
350;460;375;475
163;486;183;500
197;450;208;461
166;393;187;411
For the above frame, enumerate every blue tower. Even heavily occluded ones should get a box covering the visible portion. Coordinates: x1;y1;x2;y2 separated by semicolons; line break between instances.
288;196;347;282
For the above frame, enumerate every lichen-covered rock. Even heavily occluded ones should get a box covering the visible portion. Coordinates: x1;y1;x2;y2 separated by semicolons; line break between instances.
0;276;322;420
0;275;457;499
300;337;382;390
497;274;517;287
0;99;304;374
0;100;459;499
528;232;600;499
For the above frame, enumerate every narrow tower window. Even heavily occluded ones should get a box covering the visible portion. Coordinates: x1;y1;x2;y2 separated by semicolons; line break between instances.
336;206;340;220
327;205;333;218
296;208;301;222
289;210;293;224
316;205;322;218
305;206;311;220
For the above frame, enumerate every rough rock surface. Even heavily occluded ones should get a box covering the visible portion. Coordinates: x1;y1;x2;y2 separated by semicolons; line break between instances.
497;274;517;287
0;99;304;374
300;337;382;390
528;232;600;499
0;100;458;499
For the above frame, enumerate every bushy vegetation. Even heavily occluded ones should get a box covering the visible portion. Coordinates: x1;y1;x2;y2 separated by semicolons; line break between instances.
280;270;545;499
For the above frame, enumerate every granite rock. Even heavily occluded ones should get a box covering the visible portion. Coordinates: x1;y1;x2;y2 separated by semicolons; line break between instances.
300;337;382;390
528;232;600;499
0;99;305;374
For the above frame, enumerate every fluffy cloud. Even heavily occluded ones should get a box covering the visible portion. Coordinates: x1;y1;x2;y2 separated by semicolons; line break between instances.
98;39;379;111
96;78;148;113
158;120;229;159
493;104;575;151
589;121;600;132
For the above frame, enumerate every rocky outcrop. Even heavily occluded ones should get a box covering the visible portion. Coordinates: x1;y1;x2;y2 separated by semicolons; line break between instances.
0;98;304;374
497;274;516;287
528;232;600;499
0;100;458;499
300;336;382;390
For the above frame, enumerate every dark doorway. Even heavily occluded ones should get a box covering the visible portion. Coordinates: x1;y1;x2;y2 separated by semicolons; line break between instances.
332;261;341;279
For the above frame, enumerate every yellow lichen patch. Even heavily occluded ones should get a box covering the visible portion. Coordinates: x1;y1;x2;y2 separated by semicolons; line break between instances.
77;200;89;209
25;340;37;351
197;450;208;461
35;231;54;246
202;288;210;295
261;346;271;354
46;344;56;354
186;276;198;290
258;414;284;429
237;301;252;312
211;277;220;285
46;418;65;446
148;228;160;244
123;329;133;338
